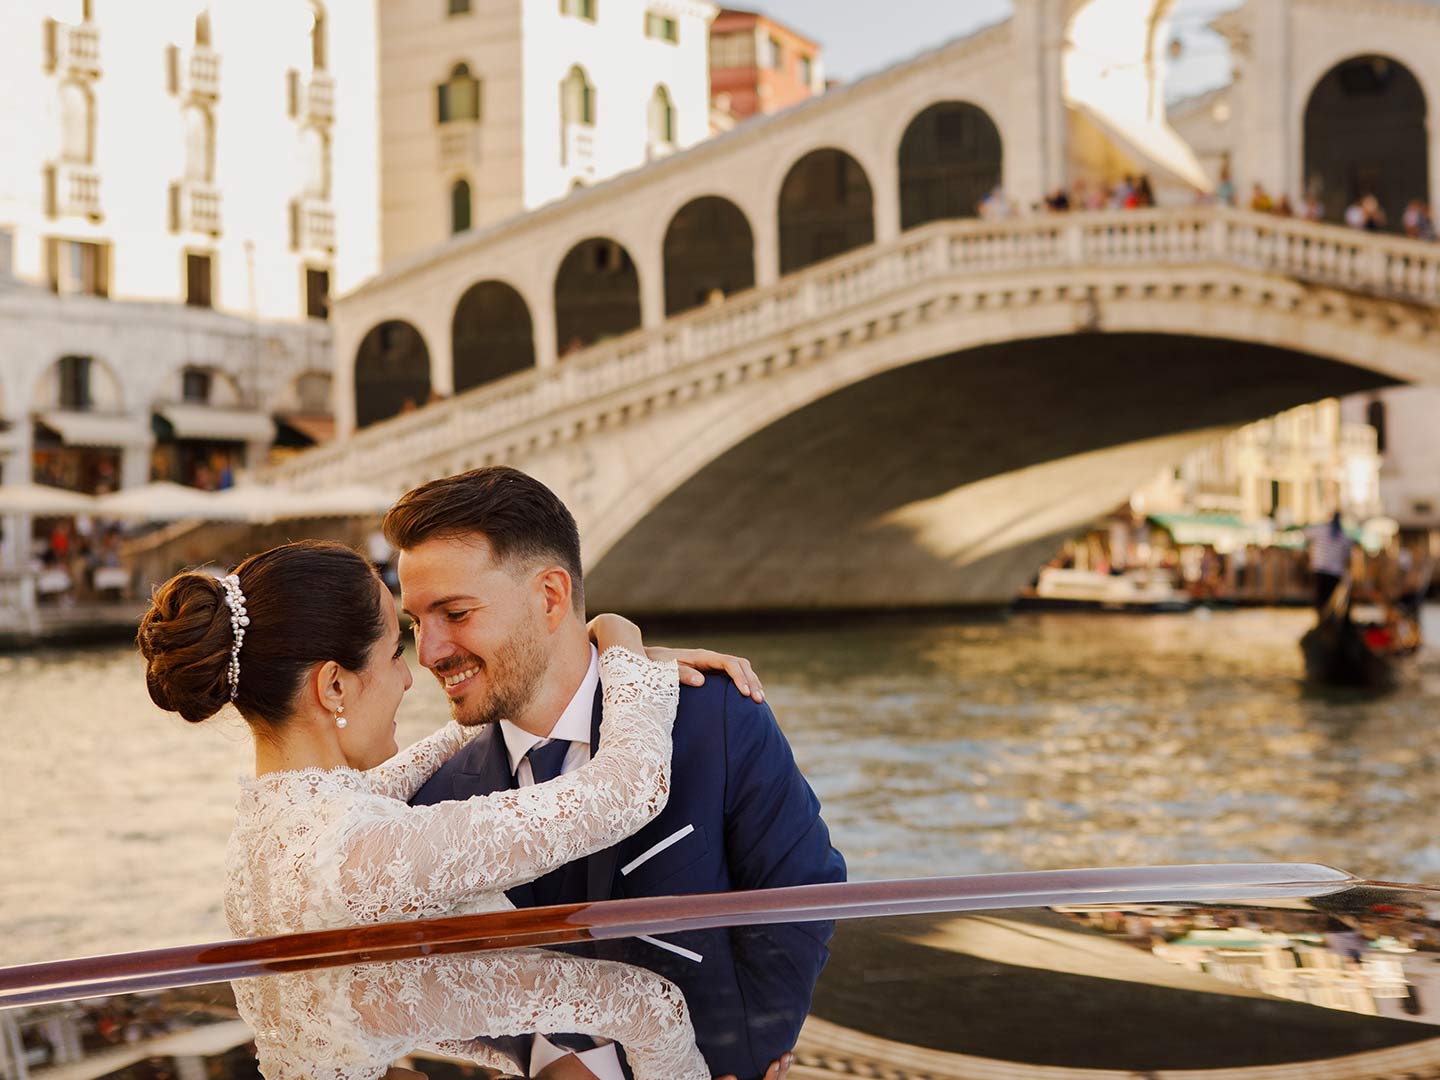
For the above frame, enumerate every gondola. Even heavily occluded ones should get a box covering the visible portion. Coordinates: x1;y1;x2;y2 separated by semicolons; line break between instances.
1300;575;1423;690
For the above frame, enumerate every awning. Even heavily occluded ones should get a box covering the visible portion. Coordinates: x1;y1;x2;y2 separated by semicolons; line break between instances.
156;403;276;443
36;410;150;448
1147;512;1251;548
274;411;335;445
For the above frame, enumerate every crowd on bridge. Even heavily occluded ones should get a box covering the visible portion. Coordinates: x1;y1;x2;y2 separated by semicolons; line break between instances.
976;169;1436;242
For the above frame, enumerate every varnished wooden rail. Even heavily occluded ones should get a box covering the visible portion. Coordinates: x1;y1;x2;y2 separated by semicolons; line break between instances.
0;864;1364;1008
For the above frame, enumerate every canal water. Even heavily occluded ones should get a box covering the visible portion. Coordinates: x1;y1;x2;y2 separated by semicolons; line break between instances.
3;606;1439;966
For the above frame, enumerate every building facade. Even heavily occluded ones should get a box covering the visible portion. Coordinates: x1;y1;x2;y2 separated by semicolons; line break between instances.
0;0;379;568
708;7;823;126
379;0;717;267
1137;399;1385;529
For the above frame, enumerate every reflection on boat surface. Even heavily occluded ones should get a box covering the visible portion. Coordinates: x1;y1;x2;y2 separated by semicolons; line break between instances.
10;866;1440;1079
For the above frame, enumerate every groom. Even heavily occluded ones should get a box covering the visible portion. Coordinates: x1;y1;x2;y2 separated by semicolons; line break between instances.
387;467;846;1079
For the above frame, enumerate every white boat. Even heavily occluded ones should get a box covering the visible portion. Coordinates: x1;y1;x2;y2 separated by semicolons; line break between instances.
1019;567;1193;612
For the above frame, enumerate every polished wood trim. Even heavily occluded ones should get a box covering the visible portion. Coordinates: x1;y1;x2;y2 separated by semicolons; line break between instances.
0;863;1363;1008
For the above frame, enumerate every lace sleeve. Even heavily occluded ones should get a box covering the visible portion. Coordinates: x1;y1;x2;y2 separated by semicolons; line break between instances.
365;721;473;802
390;953;708;1080
323;648;678;921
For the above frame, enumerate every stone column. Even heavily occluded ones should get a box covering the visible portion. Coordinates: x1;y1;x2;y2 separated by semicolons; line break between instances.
120;435;155;490
1239;0;1293;197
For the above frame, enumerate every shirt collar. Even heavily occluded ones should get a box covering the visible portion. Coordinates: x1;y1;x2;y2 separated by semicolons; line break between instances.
498;644;598;776
530;1035;624;1080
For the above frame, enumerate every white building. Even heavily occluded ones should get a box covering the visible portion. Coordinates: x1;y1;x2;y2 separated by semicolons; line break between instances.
1135;400;1385;529
1342;388;1440;532
379;0;717;266
0;0;382;568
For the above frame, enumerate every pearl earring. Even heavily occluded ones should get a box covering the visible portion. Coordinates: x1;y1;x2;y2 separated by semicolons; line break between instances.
335;703;347;730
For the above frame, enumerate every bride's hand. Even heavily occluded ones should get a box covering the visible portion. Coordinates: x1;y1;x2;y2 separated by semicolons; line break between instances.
717;1050;793;1080
587;613;645;656
644;646;763;701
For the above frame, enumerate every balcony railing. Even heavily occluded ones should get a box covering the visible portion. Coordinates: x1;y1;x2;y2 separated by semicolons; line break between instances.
188;46;221;98
46;20;101;78
290;196;335;254
291;71;335;125
439;124;481;168
170;180;222;236
45;163;102;220
562;123;596;179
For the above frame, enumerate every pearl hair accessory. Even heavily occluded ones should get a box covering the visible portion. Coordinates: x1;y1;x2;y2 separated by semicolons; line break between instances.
219;573;250;701
335;704;347;730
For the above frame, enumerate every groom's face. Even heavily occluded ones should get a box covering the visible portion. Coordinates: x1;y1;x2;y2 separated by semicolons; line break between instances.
398;534;551;728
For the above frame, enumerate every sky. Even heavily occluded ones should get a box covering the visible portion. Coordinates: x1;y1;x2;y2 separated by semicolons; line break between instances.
740;0;1246;103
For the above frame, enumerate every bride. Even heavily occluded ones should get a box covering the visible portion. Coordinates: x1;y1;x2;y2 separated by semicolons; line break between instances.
136;539;778;1080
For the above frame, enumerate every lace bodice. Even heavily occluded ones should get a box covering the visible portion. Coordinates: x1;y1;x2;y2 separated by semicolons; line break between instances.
223;647;686;1078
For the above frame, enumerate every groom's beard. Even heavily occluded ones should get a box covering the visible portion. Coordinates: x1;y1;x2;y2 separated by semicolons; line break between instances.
449;618;549;728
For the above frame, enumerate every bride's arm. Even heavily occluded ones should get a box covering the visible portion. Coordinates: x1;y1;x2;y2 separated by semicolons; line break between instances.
321;647;678;921
354;951;709;1080
365;720;475;802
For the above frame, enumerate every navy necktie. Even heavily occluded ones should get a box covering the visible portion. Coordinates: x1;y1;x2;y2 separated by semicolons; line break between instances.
525;739;571;785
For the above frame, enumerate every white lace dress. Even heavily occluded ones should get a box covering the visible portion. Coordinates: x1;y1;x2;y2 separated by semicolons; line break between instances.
223;647;707;1080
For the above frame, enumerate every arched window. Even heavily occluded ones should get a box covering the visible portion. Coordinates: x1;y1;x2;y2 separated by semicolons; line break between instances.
183;104;215;182
437;63;481;124
195;10;211;46
451;178;472;234
561;65;596;126
59;81;93;164
300;126;330;197
648;84;675;148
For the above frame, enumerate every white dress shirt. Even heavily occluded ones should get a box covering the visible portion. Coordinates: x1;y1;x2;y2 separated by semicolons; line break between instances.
501;645;624;1079
529;1033;626;1080
499;645;598;785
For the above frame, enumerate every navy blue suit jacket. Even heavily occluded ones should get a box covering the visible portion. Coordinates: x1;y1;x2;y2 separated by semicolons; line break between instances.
410;675;846;1078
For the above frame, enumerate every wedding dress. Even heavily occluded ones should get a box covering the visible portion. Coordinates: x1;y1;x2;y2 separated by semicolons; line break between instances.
222;647;707;1079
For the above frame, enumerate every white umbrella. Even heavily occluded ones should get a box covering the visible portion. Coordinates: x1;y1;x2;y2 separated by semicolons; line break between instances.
280;483;396;519
207;484;305;524
0;482;97;515
94;481;226;522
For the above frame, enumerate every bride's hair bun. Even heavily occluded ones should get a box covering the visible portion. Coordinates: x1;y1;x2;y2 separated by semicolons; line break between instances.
137;542;388;729
137;572;234;723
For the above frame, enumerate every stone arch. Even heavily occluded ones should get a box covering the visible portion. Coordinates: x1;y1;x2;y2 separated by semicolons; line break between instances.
662;195;755;317
33;353;124;412
898;101;1003;229
1303;54;1428;229
452;279;535;392
777;148;875;276
354;320;431;428
554;238;641;354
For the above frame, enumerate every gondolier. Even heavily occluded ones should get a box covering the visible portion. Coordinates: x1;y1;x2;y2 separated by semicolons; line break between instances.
1304;512;1354;613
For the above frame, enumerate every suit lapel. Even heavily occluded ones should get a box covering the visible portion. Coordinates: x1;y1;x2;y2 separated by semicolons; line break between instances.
585;685;624;902
455;723;513;797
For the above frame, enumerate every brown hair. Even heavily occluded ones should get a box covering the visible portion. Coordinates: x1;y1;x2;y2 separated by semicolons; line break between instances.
382;466;584;611
137;541;387;726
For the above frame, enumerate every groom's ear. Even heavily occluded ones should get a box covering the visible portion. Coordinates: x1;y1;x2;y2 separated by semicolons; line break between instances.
535;565;574;630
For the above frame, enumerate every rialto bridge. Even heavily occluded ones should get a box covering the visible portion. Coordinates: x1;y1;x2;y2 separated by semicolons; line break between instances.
275;0;1440;610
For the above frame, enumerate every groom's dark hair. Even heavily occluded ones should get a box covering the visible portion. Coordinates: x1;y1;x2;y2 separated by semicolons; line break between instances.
383;466;584;611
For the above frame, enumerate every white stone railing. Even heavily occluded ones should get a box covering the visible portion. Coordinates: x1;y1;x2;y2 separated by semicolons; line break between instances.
46;163;102;220
290;196;335;253
275;208;1440;488
170;180;222;237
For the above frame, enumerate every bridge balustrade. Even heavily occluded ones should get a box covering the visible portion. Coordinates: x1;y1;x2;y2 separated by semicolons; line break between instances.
289;208;1440;491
